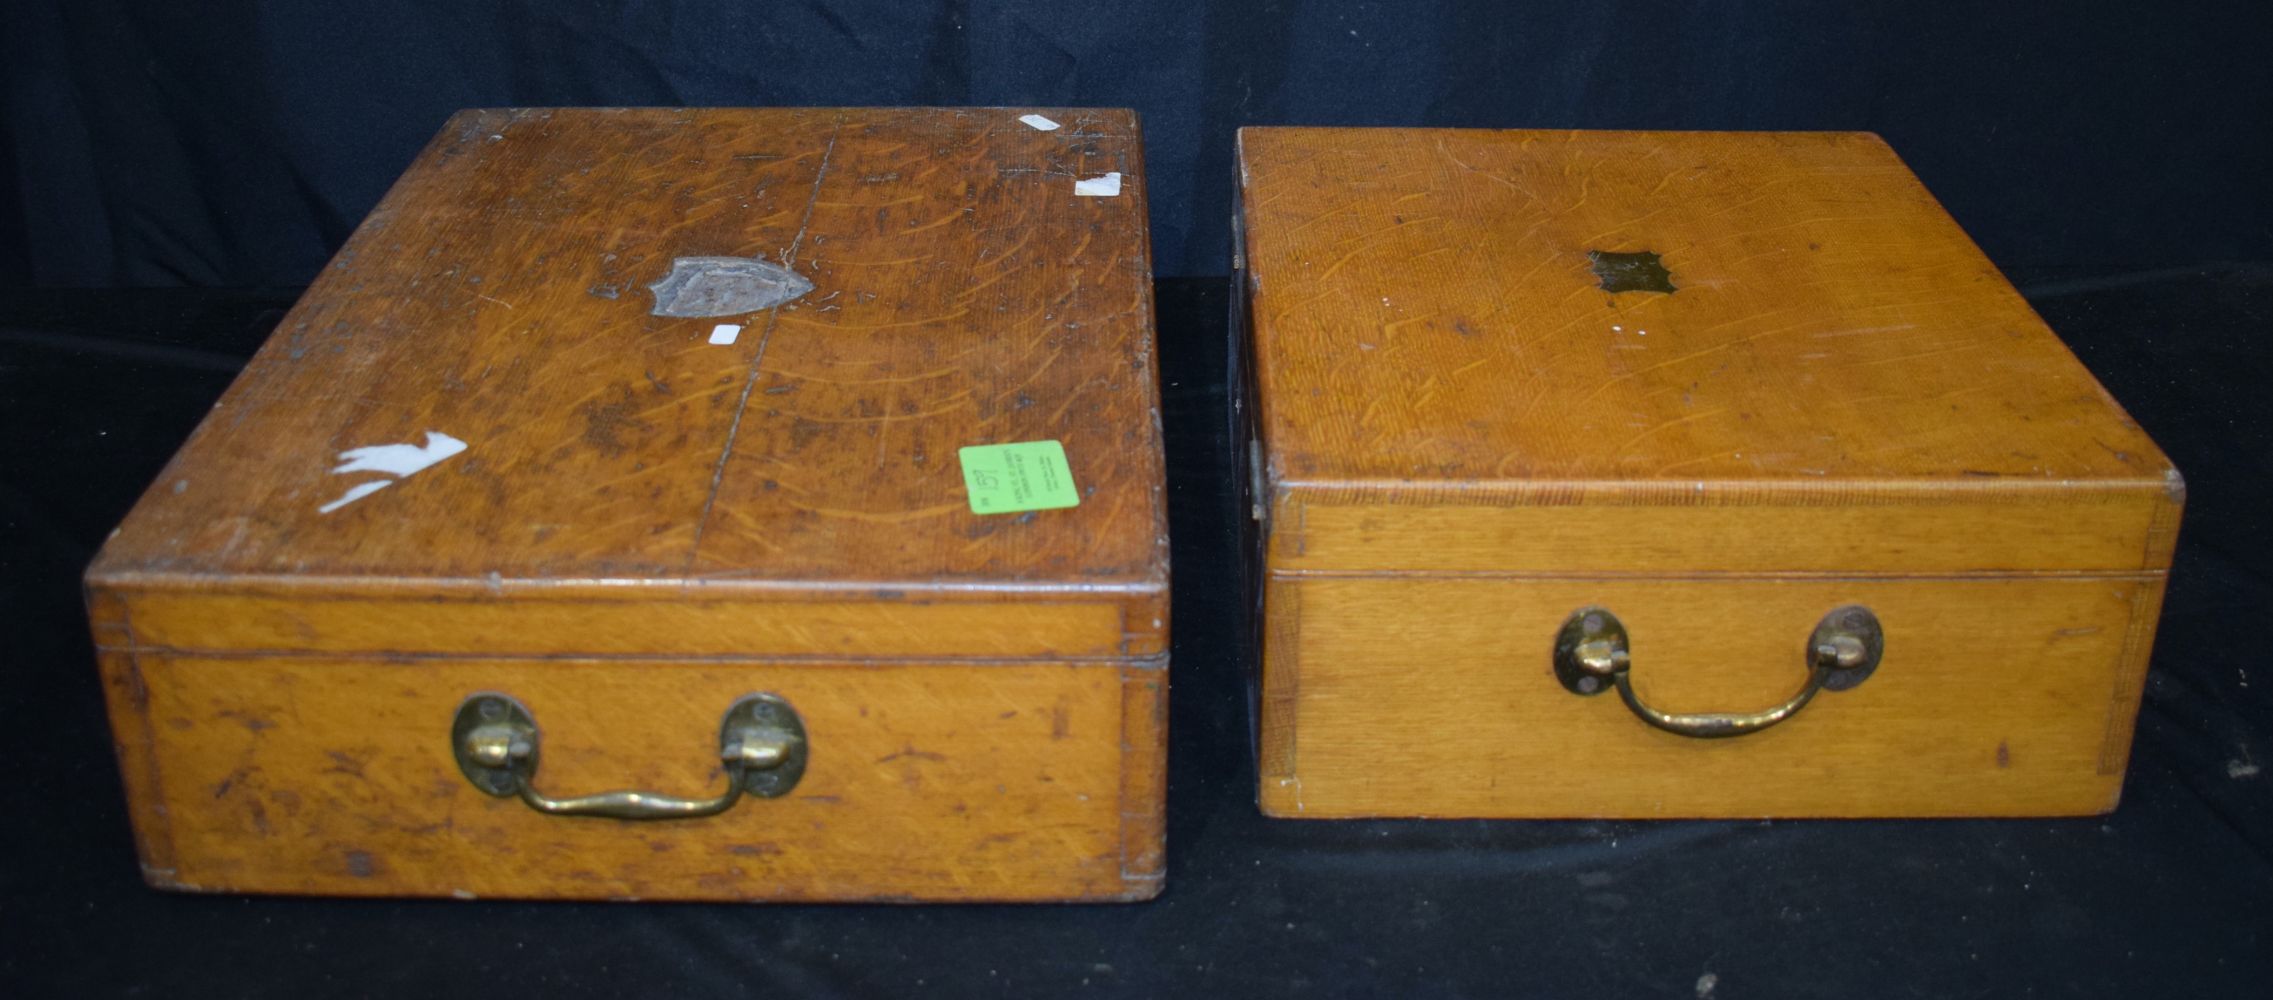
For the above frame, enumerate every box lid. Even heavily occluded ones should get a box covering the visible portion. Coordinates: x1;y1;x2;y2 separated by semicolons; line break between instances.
1237;128;2180;575
90;108;1166;660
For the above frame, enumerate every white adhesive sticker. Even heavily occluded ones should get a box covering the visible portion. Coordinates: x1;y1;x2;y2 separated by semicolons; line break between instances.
1018;114;1062;131
709;323;742;345
319;430;466;513
1074;172;1123;197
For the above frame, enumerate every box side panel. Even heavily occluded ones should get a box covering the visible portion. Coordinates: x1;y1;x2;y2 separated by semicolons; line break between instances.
2095;486;2184;784
1228;165;1274;792
114;653;1154;902
1265;574;2155;818
87;590;178;883
2096;575;2168;786
93;648;178;883
1256;576;1304;812
1116;661;1168;898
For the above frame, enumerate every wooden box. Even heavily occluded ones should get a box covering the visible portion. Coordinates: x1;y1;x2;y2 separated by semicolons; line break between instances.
1233;128;2181;818
86;107;1168;901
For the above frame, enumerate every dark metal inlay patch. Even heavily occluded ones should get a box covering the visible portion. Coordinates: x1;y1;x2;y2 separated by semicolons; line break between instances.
1588;250;1676;294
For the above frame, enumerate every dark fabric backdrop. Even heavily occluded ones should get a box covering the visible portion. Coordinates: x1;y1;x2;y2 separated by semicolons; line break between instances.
4;4;2273;996
4;0;2271;286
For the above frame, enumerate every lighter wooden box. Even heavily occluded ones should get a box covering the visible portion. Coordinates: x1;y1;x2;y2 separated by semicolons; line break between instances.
87;108;1168;901
1234;128;2180;819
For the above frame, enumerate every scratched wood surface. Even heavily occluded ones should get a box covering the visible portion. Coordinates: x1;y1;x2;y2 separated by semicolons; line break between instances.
1238;128;2171;501
1237;128;2182;818
94;107;1165;602
1258;575;2163;818
99;650;1163;901
87;108;1168;899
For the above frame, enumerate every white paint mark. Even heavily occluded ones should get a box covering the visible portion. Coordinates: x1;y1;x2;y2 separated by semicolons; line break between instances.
709;323;743;345
334;432;467;477
1611;325;1623;332
451;888;478;900
318;481;392;515
1695;973;1718;998
320;431;466;513
2230;759;2261;779
1074;172;1123;197
1018;114;1061;131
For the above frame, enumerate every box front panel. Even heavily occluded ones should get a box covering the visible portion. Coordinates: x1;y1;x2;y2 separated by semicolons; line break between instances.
103;654;1163;901
1260;574;2162;818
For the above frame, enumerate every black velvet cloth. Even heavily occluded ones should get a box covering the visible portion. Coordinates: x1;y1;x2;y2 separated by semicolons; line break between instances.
5;1;2270;284
1;271;2268;997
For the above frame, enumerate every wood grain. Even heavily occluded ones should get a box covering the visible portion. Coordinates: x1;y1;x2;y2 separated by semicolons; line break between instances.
93;107;1165;602
1238;128;2181;818
1259;576;2154;818
102;584;1148;659
108;651;1161;901
1238;128;2171;496
1270;489;2169;574
87;108;1169;899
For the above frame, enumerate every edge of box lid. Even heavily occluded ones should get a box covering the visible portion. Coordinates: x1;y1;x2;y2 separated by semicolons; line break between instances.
1260;472;2183;577
84;568;1170;662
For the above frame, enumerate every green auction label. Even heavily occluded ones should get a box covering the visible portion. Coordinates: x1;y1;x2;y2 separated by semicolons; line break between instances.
957;440;1081;514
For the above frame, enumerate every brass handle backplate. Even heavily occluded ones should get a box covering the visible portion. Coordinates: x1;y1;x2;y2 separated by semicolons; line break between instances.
1554;605;1883;739
451;692;807;819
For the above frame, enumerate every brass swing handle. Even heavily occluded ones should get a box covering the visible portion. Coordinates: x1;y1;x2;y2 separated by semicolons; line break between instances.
1554;605;1883;739
451;692;807;819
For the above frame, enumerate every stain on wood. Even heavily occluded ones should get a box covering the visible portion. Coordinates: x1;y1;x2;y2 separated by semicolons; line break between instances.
1237;127;2180;819
87;107;1167;901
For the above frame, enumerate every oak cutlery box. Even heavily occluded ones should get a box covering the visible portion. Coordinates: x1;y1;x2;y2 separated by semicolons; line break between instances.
1233;127;2180;818
87;107;1169;901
